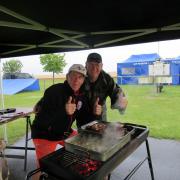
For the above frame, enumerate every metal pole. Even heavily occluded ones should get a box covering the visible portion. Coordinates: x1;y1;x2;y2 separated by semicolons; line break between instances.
0;58;4;108
0;58;8;142
145;139;155;180
24;116;30;171
43;79;45;91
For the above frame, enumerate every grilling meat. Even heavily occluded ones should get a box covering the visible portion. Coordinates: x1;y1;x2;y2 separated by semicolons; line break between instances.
86;123;107;133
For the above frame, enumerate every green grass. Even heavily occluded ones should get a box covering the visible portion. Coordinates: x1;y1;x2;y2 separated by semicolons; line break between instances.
1;80;180;144
107;85;180;140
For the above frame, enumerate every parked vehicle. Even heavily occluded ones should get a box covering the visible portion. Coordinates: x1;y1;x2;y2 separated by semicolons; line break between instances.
3;73;33;79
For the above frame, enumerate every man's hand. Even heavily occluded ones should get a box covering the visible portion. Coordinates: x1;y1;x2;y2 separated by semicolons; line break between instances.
93;97;102;115
111;91;128;114
65;96;76;115
118;92;128;110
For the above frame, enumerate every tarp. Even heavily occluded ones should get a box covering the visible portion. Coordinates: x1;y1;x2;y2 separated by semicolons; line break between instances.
123;53;161;63
2;79;40;95
1;1;180;58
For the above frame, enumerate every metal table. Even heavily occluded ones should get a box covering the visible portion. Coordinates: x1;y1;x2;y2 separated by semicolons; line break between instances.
0;107;34;171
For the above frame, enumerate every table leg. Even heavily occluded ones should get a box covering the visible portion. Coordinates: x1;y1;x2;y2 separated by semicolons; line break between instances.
24;116;30;171
145;139;155;180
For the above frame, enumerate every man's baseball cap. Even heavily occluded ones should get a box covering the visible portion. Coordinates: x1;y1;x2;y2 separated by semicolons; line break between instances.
87;52;102;63
68;64;87;76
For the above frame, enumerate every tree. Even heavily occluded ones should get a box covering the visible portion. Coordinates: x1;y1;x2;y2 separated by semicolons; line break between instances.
3;59;23;74
40;53;67;84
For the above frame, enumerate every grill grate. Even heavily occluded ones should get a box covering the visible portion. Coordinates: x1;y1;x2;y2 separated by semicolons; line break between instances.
56;151;102;177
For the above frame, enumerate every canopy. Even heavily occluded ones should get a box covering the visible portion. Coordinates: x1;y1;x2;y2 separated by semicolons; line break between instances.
124;53;161;63
1;0;180;58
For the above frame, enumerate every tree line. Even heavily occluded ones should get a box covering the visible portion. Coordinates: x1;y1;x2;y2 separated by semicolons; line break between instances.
2;53;66;84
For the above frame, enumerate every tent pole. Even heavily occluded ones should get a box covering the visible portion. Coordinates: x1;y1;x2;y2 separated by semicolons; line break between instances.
0;58;8;143
0;58;4;108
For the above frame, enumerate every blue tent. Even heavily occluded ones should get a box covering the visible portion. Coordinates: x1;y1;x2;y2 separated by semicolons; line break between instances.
124;53;161;63
117;53;180;85
3;79;40;95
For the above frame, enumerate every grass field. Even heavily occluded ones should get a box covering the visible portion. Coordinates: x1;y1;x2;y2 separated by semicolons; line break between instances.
1;79;180;144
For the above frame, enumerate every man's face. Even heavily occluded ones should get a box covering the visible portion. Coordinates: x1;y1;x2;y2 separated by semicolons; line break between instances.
86;62;102;82
67;71;85;92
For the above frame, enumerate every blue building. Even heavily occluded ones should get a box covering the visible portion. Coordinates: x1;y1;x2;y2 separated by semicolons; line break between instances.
117;53;180;85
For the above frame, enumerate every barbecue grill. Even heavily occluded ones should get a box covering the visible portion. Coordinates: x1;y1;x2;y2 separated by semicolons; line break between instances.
64;121;134;162
26;123;155;180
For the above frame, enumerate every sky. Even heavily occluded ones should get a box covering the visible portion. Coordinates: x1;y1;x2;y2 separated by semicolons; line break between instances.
2;39;180;75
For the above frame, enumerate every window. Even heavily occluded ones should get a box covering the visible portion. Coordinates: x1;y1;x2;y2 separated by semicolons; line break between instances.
122;68;135;75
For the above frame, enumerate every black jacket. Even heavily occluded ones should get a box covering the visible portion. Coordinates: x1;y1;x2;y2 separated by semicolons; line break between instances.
31;81;92;140
84;70;123;120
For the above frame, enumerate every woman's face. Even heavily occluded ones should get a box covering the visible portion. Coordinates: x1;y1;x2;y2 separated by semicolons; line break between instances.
67;71;85;92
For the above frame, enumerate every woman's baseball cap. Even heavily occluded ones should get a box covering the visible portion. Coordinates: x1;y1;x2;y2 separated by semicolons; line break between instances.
68;64;87;76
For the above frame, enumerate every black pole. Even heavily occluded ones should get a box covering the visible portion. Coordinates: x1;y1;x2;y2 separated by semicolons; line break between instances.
145;139;155;180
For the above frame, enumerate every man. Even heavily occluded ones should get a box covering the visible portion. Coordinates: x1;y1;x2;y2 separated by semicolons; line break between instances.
31;64;102;165
85;52;128;121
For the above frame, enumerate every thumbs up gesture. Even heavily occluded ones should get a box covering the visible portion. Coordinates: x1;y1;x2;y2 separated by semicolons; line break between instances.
93;97;102;116
65;96;76;115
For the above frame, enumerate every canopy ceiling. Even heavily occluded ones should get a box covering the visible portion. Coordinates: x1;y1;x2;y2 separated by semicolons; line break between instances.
1;0;180;58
